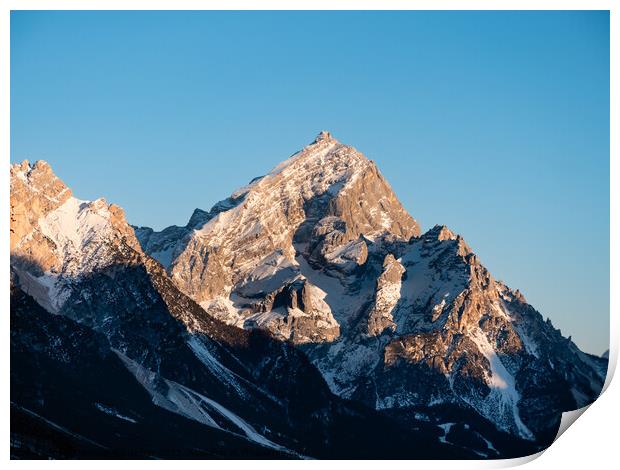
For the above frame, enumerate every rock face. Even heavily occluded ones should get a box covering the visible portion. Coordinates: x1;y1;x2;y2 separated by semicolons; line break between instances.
10;160;71;253
10;132;607;458
240;278;341;344
366;254;405;336
308;224;606;442
135;132;607;450
10;161;141;314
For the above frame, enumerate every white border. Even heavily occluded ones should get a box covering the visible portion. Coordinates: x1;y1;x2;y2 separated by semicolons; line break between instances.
2;2;616;468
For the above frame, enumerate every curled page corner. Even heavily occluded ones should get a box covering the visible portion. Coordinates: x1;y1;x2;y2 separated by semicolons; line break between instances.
602;345;617;395
501;408;594;469
554;405;591;442
497;450;545;467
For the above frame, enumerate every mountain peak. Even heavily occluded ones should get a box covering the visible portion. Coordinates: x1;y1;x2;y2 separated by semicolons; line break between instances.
187;208;210;229
427;224;458;241
11;159;58;182
10;159;73;251
262;131;363;186
141;133;420;303
10;159;143;311
312;130;335;144
10;159;73;209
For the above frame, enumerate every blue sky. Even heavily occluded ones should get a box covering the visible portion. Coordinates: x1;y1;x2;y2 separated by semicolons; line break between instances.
11;11;609;354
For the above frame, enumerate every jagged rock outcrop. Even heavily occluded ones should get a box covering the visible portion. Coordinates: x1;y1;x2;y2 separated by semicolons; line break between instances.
366;254;405;336
240;278;340;344
10;160;71;252
308;224;606;442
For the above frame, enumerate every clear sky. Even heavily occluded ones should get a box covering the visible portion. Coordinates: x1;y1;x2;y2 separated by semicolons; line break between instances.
10;11;609;354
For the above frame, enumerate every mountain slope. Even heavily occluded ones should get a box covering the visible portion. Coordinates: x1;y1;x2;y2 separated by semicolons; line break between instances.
307;225;606;442
10;282;290;459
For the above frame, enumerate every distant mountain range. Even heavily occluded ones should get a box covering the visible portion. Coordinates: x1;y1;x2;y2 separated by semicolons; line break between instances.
10;132;607;459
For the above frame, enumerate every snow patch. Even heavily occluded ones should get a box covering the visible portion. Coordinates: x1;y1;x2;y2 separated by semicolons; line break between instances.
236;250;300;297
150;244;177;269
437;422;455;444
187;336;248;398
469;328;534;440
175;384;281;449
113;350;285;451
94;403;137;423
38;197;113;270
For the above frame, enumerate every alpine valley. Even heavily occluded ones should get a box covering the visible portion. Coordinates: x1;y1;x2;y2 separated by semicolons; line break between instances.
10;132;607;459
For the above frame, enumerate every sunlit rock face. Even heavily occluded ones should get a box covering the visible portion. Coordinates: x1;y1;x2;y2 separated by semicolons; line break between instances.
10;160;143;313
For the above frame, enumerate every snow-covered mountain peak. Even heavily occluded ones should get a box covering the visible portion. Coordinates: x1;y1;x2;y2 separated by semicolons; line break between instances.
127;134;606;444
426;224;458;241
258;131;367;189
142;134;419;306
10;160;73;253
313;130;334;144
10;161;143;313
11;159;71;201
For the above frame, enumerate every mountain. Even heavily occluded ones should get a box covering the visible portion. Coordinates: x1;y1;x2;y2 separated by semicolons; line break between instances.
10;132;607;459
10;158;474;459
135;131;419;342
134;132;607;446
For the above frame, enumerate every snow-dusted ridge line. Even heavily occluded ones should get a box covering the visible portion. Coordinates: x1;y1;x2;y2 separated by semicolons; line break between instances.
175;384;283;450
186;336;249;398
113;350;293;453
